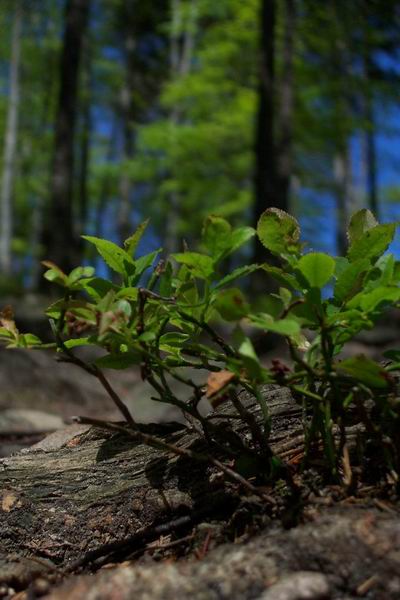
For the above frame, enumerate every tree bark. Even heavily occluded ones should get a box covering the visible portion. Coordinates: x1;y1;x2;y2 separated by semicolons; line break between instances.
44;0;90;273
363;53;379;219
76;31;92;243
334;148;352;256
164;0;198;255
117;12;136;246
275;0;296;215
0;386;301;565
0;1;22;276
253;0;276;264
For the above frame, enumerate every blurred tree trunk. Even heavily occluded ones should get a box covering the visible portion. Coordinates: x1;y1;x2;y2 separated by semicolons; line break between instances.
253;0;278;264
165;0;197;255
77;35;92;245
95;121;118;240
275;0;296;214
331;5;352;256
334;148;352;255
0;2;22;276
363;53;378;219
44;0;90;273
118;9;136;245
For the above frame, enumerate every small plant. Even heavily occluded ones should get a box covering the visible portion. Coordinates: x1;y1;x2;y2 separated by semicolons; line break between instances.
1;208;400;489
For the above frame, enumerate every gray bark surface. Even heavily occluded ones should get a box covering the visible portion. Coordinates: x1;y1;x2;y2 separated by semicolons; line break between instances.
0;387;297;562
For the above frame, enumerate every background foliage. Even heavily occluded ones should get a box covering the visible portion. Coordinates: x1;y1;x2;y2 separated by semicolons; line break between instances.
0;0;400;291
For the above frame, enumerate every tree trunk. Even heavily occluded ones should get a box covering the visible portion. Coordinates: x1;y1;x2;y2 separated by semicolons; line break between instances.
44;0;90;273
334;148;352;256
117;0;136;246
363;54;379;219
76;32;92;243
331;5;353;257
275;0;295;214
0;1;22;276
164;0;198;255
253;0;277;264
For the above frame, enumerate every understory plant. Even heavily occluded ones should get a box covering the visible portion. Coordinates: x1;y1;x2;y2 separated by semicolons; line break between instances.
1;208;400;489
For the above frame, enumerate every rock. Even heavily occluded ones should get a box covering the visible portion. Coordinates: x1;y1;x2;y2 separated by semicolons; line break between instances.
0;409;64;434
257;572;330;600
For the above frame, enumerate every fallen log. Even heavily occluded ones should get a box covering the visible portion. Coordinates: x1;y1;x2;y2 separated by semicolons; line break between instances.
0;384;396;598
0;387;295;561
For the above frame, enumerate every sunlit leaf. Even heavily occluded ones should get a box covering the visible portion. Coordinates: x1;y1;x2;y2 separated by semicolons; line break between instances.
124;219;150;257
172;252;214;279
334;259;370;303
202;215;231;257
297;252;335;288
257;208;300;256
347;209;378;245
347;224;396;263
214;264;260;289
250;313;300;336
82;236;134;275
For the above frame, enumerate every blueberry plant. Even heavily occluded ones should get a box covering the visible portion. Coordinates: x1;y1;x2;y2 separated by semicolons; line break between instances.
1;208;400;489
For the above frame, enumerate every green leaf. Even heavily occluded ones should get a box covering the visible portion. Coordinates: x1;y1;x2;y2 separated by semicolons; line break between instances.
214;264;260;290
257;208;300;256
0;327;12;339
172;252;214;279
159;261;173;296
334;257;350;278
213;288;249;321
297;252;335;288
383;349;400;362
67;266;95;286
358;286;400;312
42;261;68;285
347;209;378;245
228;226;255;255
116;287;138;300
138;331;156;342
202;215;231;257
64;337;94;349
159;332;189;348
347;223;396;263
124;219;150;256
337;355;389;389
334;259;370;302
261;265;301;290
250;313;300;336
133;250;160;279
95;352;141;369
80;277;114;300
237;334;262;379
82;236;134;275
20;333;42;347
115;299;132;318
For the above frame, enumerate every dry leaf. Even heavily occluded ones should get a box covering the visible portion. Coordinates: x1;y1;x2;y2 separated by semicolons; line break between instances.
0;305;18;335
206;370;235;399
2;491;18;512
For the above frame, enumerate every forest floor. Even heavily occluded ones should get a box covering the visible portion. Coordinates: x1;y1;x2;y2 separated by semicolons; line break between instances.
1;306;400;599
